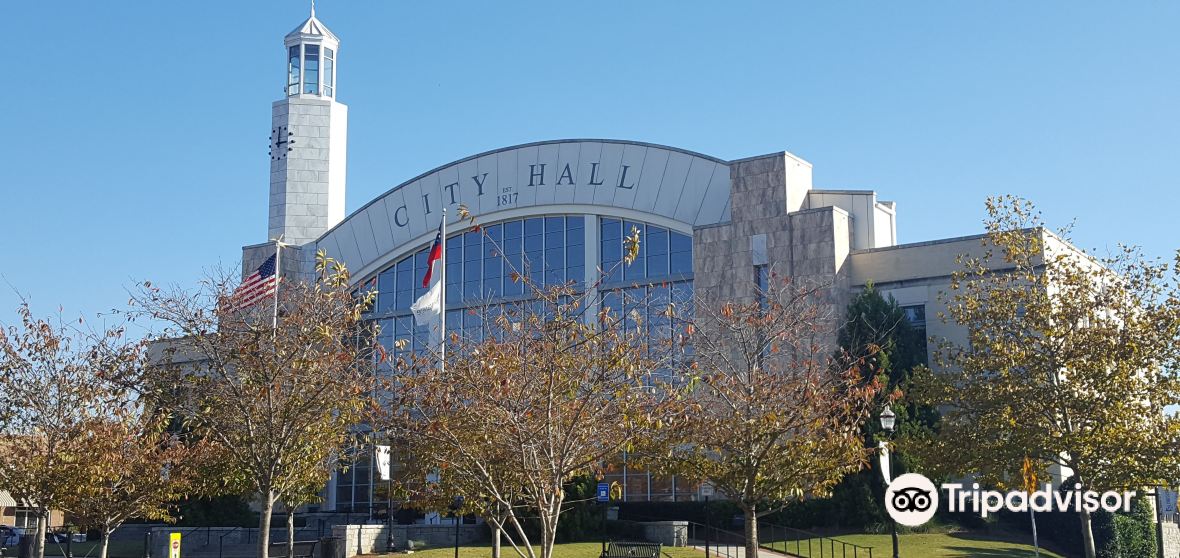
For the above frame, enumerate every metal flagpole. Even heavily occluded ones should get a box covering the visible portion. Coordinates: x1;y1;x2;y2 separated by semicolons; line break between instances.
272;235;284;329
439;208;447;373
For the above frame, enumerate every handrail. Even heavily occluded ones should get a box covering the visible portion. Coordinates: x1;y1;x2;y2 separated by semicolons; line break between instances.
611;510;873;558
757;521;874;558
218;527;245;558
682;521;745;558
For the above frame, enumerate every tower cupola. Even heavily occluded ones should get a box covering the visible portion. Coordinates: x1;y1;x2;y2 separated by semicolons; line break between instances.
263;3;349;246
284;4;339;98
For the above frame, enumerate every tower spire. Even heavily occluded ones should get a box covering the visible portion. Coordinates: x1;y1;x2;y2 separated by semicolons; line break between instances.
310;0;315;18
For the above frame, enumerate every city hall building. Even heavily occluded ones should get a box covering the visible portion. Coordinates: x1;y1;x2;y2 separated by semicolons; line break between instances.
245;10;1036;513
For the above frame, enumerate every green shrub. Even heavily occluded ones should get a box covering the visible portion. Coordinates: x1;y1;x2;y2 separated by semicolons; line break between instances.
1115;496;1157;558
1094;510;1120;558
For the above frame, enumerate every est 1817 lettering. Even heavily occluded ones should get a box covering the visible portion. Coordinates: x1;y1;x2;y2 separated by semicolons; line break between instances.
497;192;518;207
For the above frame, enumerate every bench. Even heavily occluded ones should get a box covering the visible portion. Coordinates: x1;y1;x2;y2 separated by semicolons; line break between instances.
602;542;662;558
268;540;319;558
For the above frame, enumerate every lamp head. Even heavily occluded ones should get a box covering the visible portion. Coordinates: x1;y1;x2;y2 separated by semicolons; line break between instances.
880;405;897;433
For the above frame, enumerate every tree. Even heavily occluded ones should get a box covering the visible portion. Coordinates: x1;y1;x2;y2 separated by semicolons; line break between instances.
906;196;1180;558
839;284;925;392
654;277;881;558
277;448;337;558
60;414;207;558
0;302;143;558
824;285;936;528
135;251;377;558
387;221;676;558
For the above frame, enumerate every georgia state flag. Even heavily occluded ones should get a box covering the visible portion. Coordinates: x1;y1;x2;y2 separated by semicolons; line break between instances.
410;219;444;346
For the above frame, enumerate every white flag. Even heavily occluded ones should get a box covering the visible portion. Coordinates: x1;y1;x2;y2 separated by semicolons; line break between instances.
411;220;445;346
375;445;392;481
411;271;443;345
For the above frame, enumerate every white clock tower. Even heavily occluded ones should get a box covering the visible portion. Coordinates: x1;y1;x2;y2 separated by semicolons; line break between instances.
268;5;348;246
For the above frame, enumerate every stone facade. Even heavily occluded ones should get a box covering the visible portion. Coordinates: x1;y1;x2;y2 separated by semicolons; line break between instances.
640;521;689;547
242;241;315;283
692;152;853;338
1160;518;1180;558
269;97;348;246
330;524;485;557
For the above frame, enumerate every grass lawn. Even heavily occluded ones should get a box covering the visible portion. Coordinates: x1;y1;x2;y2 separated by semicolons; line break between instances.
372;536;1064;558
768;532;1065;558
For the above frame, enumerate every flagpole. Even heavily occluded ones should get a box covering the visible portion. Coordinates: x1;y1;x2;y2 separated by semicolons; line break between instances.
439;208;447;373
272;235;284;329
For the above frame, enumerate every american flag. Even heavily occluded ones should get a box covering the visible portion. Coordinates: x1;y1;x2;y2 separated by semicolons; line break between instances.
231;254;279;310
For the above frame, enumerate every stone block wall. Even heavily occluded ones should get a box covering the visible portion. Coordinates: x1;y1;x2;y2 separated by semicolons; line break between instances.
242;241;315;284
1160;519;1179;558
692;153;851;336
269;97;348;246
330;524;486;557
640;521;689;547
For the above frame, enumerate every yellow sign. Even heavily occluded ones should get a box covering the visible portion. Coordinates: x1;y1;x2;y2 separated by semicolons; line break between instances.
169;533;181;558
609;481;623;502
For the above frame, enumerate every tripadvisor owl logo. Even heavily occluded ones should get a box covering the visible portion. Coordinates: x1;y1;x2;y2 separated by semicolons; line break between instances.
885;472;1137;527
885;473;939;527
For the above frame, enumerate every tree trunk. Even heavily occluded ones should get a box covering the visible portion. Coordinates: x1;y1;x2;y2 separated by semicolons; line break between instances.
1079;508;1097;558
743;505;758;558
492;526;501;558
286;504;296;558
540;499;562;558
34;511;47;558
99;530;111;558
258;492;276;558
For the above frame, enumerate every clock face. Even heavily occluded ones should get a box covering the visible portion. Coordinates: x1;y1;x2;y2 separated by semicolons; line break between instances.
270;125;294;160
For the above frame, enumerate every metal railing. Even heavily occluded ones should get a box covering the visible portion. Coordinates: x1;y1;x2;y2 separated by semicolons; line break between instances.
756;522;874;558
685;521;745;558
617;509;873;558
218;527;246;558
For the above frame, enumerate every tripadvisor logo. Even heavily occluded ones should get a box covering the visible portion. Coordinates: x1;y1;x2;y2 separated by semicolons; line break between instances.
885;473;1136;527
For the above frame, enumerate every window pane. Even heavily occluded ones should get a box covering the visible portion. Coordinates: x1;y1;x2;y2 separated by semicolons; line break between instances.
567;243;585;269
378;268;396;312
323;57;334;95
623;221;646;280
670;232;693;274
504;220;523;240
485;223;503;244
464;280;480;300
601;218;620;241
670;250;693;275
647;227;668;255
544;247;564;285
504;254;524;295
303;45;320;94
648;251;668;277
287;46;301;95
524;231;543;252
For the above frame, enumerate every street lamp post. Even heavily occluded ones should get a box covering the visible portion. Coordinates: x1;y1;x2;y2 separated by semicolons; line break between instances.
450;496;465;558
879;405;900;558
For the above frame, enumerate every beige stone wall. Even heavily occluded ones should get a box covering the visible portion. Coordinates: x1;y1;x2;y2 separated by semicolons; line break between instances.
330;524;485;557
692;153;851;339
1160;519;1179;558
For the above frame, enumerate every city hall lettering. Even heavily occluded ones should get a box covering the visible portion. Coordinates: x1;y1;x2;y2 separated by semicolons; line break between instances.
392;163;638;228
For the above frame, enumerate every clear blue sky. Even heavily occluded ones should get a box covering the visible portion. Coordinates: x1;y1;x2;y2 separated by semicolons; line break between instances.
2;1;1178;325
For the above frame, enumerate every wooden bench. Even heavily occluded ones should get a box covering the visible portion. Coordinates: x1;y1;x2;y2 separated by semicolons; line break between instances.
268;540;319;558
602;542;662;558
